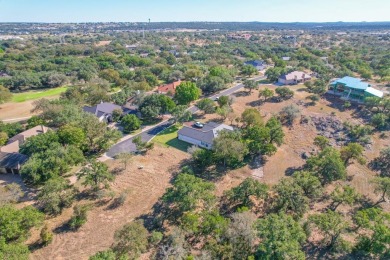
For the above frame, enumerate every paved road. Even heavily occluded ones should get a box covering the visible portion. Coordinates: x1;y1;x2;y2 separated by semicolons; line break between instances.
106;120;172;157
106;75;266;157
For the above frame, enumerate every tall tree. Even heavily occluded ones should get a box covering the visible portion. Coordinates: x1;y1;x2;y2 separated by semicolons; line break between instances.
340;142;365;165
174;82;202;105
257;213;306;260
0;85;12;104
241;108;263;127
258;88;274;102
243;79;258;93
162;173;215;217
37;177;76;215
309;210;348;250
371;177;390;204
273;178;309;218
225;178;268;208
306;147;347;184
330;185;360;211
112;220;149;259
77;161;114;192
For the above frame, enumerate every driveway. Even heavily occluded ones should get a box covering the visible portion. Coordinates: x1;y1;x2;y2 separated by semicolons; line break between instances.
105;75;266;157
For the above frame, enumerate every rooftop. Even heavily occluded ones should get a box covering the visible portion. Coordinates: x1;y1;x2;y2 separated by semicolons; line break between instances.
178;122;233;145
331;76;370;90
83;102;122;116
279;71;311;80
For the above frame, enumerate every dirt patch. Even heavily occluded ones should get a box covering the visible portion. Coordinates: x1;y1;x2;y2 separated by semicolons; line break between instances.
29;145;189;260
0;100;38;121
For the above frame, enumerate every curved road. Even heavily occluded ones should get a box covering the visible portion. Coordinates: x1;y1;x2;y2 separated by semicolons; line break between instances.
106;75;265;157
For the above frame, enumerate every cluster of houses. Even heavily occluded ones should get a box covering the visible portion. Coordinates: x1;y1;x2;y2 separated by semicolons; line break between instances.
0;125;49;174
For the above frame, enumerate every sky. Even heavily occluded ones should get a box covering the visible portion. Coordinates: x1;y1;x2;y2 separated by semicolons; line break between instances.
0;0;389;23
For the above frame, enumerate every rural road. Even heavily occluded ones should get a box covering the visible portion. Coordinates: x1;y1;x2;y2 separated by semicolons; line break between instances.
105;75;266;158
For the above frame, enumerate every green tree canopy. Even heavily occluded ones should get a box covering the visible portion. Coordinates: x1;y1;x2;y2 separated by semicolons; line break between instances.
256;213;306;260
306;147;347;185
162;173;215;216
225;178;268;208
174;81;202;105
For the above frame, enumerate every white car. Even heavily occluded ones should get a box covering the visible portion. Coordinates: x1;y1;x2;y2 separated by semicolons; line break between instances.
194;121;204;128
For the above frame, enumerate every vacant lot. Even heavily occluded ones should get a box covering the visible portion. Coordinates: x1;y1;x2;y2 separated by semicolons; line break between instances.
30;145;190;260
0;87;67;121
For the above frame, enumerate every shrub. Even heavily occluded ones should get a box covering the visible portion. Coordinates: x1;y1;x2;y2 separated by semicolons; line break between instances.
69;205;89;230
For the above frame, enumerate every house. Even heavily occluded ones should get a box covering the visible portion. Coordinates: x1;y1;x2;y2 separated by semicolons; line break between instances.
0;125;48;174
178;122;234;149
329;76;383;102
157;80;182;96
282;56;291;61
83;102;123;123
244;60;266;71
278;71;311;85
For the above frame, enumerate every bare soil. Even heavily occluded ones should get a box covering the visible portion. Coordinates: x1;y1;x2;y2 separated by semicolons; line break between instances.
0;100;38;121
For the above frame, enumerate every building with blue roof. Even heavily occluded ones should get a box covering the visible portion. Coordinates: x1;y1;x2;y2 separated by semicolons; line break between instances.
329;76;383;102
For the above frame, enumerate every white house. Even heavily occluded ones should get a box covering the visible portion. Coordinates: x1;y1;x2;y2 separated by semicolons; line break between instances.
278;71;311;85
178;122;233;149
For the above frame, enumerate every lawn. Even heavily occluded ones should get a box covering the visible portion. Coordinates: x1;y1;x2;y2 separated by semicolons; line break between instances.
152;125;191;152
11;86;68;102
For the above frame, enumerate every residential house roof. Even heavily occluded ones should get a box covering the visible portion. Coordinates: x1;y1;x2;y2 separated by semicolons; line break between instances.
158;80;181;95
279;71;311;81
245;60;265;67
178;122;234;145
4;125;49;153
0;152;28;169
365;87;384;98
331;76;370;90
282;56;291;61
83;102;122;116
0;125;48;170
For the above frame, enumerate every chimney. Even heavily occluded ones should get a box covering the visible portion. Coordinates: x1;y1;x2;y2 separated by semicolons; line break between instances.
41;125;45;133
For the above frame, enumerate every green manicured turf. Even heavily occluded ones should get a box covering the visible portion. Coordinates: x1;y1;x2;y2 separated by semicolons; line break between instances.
11;86;68;102
153;125;191;152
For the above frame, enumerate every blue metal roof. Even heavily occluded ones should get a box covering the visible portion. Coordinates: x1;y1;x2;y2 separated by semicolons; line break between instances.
331;76;369;90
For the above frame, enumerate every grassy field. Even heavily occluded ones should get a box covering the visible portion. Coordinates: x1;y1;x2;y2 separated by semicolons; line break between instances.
11;86;68;102
152;125;191;152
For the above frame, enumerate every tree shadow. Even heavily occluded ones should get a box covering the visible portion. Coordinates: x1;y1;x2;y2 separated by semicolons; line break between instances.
246;100;262;107
233;90;251;97
284;166;304;176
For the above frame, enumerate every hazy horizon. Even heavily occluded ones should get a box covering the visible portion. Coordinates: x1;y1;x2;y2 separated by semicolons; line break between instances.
1;0;389;23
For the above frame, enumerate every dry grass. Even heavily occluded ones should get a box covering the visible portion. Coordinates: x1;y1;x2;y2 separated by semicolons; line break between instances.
29;146;189;260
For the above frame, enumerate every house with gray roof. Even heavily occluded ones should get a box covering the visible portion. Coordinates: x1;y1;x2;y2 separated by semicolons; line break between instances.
83;102;123;123
244;60;266;71
178;122;234;150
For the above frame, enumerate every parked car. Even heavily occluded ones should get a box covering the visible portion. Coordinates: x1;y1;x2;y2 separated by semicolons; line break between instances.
194;121;204;128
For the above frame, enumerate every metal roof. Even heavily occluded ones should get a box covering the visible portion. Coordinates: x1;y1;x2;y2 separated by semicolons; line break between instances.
365;87;384;98
331;76;369;90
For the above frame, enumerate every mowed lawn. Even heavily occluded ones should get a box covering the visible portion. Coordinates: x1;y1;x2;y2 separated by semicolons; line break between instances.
153;125;191;152
11;86;68;102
